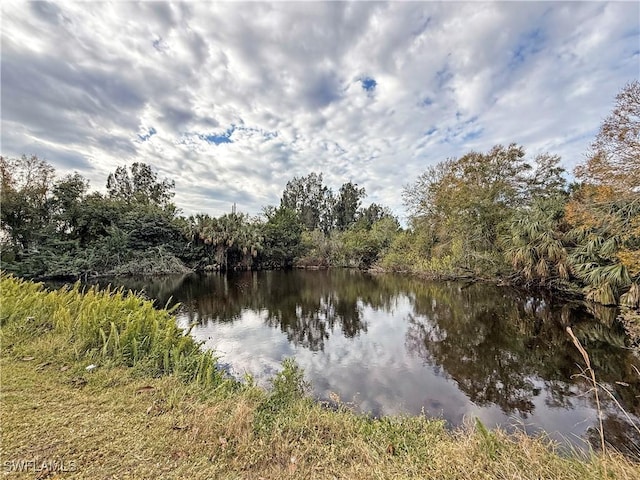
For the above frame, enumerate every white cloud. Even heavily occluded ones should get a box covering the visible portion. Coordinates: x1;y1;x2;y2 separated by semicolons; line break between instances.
2;1;638;220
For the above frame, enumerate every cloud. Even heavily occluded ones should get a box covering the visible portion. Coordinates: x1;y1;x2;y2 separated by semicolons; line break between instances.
1;1;638;220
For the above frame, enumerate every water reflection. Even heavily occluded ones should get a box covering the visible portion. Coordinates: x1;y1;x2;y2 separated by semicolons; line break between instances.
167;270;375;351
55;270;640;457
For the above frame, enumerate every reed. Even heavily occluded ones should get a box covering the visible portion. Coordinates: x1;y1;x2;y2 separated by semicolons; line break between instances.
566;326;606;456
566;325;640;459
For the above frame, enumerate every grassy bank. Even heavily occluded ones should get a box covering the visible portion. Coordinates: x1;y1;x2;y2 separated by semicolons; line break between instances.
1;276;637;479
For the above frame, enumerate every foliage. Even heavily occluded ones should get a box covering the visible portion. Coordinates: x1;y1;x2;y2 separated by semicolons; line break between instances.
255;358;309;434
334;181;365;231
333;217;400;268
384;81;638;324
0;158;191;278
184;211;264;271
359;202;394;228
279;172;387;236
565;81;640;307
50;172;90;237
261;206;303;268
0;274;224;386
504;195;571;285
280;172;334;233
565;81;640;313
379;230;424;272
107;162;176;209
0;157;394;276
399;144;567;277
565;186;640;305
0;154;56;250
109;247;193;276
376;79;640;335
575;80;640;192
296;229;336;268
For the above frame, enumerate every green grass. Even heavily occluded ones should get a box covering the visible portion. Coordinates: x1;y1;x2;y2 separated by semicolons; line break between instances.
1;274;638;479
0;275;225;388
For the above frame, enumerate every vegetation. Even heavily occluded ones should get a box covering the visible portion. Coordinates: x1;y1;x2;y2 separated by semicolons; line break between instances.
0;275;226;387
1;82;639;334
0;159;186;278
2;275;638;478
381;81;640;336
394;144;568;278
0;161;395;277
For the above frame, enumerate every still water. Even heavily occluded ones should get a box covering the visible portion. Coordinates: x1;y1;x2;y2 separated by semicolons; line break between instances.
67;270;640;456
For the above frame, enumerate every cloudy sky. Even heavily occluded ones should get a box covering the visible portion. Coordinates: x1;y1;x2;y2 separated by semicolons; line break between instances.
2;1;639;220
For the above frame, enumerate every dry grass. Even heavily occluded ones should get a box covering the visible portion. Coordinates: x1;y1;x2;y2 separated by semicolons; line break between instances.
1;276;639;479
3;358;639;479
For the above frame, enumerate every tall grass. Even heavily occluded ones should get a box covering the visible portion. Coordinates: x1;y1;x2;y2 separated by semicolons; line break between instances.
0;274;224;387
566;325;640;458
566;326;605;452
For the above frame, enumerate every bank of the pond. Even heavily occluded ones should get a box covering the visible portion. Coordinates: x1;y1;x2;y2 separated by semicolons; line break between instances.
1;275;638;479
369;265;640;348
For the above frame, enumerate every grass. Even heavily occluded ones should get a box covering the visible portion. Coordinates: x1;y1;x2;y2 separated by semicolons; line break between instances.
0;275;224;388
1;274;639;479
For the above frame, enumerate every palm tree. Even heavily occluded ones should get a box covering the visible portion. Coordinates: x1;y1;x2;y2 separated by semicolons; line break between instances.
569;229;632;305
237;218;263;269
504;196;570;285
566;188;640;305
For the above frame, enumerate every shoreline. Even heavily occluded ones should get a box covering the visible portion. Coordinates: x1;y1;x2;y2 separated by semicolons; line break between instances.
30;264;638;347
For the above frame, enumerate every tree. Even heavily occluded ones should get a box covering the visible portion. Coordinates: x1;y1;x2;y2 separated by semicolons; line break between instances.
51;173;89;237
261;206;303;268
403;159;454;220
123;209;184;253
106;162;175;209
566;82;640;306
338;216;400;268
505;196;570;285
404;145;531;271
74;192;121;247
280;172;334;233
502;155;568;285
527;153;567;200
565;185;639;305
333;181;365;231
576;80;640;192
0;155;56;249
402;144;568;276
359;202;394;228
194;212;262;271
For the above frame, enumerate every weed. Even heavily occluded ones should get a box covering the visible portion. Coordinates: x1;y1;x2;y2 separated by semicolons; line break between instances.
254;358;310;434
475;418;500;460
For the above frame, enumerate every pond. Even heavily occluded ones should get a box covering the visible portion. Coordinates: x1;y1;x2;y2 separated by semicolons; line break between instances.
59;269;640;457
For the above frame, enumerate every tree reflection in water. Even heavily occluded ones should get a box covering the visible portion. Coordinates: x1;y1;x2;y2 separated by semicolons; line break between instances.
402;280;639;456
166;270;382;351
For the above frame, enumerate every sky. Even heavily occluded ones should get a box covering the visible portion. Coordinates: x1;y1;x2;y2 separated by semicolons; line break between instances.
1;1;639;222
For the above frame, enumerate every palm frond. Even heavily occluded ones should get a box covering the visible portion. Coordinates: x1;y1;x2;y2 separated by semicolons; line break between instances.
620;282;640;308
586;283;617;306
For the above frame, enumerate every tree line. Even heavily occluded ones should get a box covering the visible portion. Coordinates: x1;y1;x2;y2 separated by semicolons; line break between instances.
1;81;638;322
0;155;397;278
